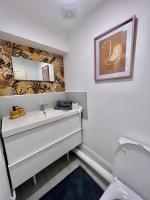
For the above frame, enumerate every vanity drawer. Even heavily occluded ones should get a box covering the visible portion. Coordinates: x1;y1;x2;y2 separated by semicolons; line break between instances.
4;114;81;165
9;130;81;189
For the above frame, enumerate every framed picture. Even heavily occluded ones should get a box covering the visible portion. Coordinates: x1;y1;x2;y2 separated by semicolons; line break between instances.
42;65;50;81
94;16;136;81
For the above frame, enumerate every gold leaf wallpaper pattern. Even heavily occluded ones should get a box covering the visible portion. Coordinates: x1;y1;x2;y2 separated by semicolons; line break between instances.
0;39;65;96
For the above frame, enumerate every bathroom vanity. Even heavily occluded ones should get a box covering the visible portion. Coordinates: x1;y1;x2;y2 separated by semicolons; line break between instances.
1;107;82;189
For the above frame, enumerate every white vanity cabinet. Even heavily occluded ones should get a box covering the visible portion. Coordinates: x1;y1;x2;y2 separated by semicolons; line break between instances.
2;108;82;189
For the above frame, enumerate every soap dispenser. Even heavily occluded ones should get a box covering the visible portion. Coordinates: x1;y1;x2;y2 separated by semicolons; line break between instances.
10;106;20;119
10;106;25;119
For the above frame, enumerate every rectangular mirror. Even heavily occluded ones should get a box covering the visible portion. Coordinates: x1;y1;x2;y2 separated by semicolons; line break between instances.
12;56;55;82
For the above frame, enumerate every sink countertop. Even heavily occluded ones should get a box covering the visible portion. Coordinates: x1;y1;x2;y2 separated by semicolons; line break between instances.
2;107;82;138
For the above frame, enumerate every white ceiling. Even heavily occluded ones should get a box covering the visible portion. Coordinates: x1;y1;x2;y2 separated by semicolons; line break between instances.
0;0;103;33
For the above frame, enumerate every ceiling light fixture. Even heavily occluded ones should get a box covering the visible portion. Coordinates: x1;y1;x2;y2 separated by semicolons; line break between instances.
60;4;77;19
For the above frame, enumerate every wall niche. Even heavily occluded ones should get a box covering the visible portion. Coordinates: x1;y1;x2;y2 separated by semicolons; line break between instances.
0;39;65;96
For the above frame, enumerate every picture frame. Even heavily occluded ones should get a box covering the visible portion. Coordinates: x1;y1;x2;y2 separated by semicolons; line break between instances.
94;15;136;81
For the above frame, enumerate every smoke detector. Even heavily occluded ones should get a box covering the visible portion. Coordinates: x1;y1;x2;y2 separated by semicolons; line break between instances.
60;4;77;19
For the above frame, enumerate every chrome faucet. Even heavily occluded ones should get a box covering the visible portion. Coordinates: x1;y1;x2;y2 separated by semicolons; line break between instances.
40;104;48;116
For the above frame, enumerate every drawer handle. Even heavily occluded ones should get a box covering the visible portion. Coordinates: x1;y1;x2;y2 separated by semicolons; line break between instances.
8;129;82;168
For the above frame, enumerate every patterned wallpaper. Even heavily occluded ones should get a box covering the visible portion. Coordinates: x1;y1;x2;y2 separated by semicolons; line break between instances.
0;39;65;96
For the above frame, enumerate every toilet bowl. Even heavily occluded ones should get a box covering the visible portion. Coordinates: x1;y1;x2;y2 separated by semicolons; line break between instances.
100;179;142;200
100;137;150;200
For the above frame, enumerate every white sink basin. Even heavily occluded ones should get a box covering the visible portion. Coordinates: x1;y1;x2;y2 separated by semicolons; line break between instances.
2;106;82;138
44;108;68;117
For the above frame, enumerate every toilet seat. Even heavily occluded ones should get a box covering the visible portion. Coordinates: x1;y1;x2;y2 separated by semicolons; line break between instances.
100;179;143;200
100;137;150;200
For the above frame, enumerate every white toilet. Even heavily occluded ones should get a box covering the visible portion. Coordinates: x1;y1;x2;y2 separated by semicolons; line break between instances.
100;137;150;200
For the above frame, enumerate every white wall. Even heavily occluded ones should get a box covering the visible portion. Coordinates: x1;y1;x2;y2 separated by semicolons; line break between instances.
64;0;150;168
0;1;68;53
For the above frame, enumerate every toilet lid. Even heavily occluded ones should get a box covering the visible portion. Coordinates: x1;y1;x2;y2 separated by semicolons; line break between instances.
113;143;150;200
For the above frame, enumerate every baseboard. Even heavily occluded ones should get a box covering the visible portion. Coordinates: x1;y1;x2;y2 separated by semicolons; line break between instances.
79;144;112;173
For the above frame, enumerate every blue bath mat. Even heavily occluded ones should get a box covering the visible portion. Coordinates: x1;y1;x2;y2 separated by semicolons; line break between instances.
40;166;104;200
